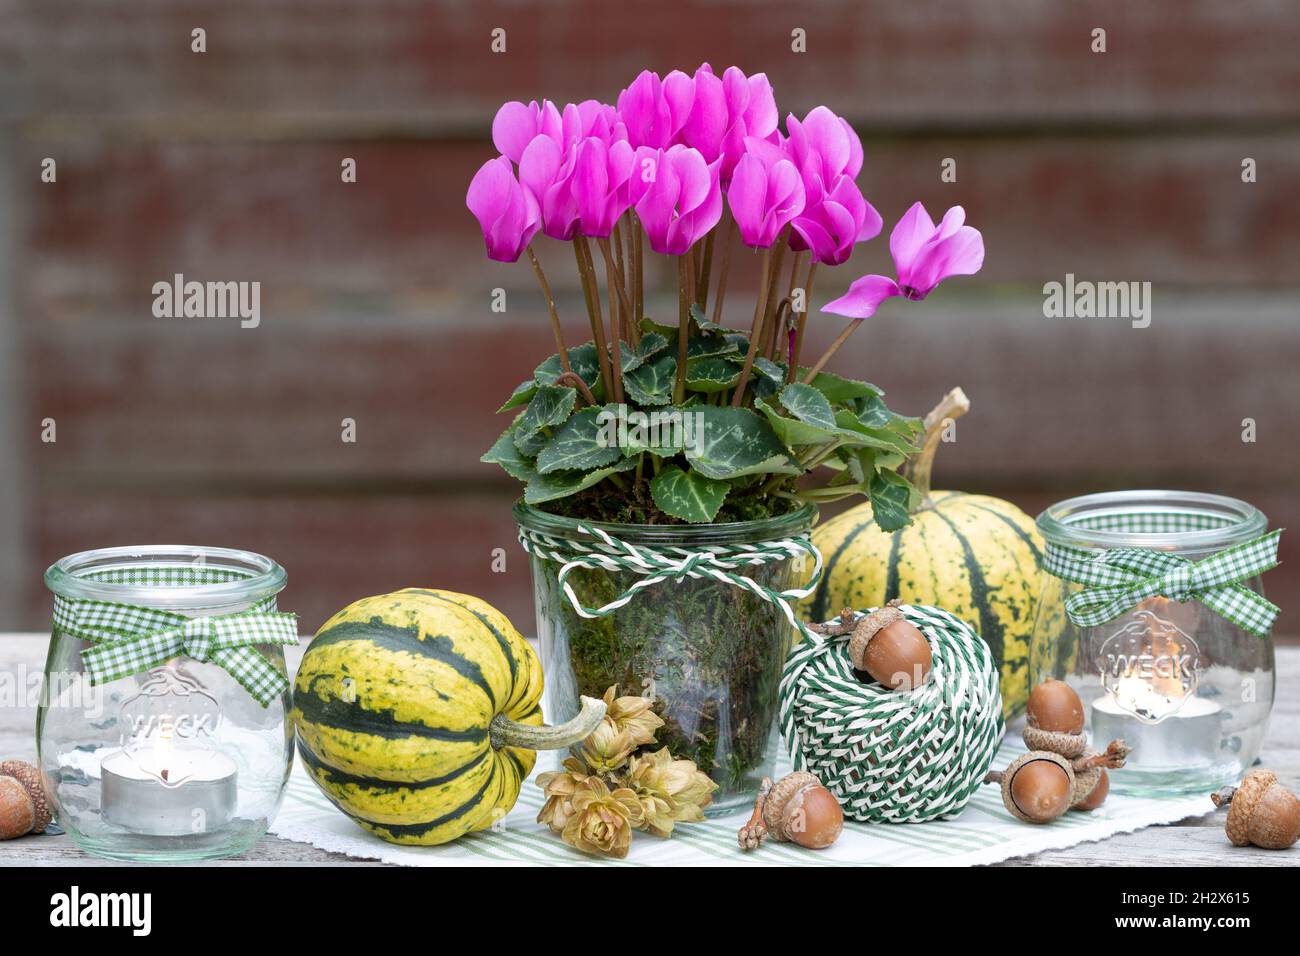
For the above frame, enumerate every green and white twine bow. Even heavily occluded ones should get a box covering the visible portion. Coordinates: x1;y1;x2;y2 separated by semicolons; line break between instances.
52;567;297;707
518;523;823;636
1045;522;1282;638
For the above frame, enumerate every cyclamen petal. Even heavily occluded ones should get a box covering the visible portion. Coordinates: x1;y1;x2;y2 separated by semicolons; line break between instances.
822;202;984;316
492;100;562;164
821;274;901;319
465;156;540;262
634;145;721;255
888;201;937;276
728;152;805;248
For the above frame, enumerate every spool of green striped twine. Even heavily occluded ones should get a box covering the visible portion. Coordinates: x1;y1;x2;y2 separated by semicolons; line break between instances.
779;604;1005;824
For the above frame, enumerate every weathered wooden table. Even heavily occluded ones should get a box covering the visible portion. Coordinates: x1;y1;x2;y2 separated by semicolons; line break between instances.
1;634;1296;866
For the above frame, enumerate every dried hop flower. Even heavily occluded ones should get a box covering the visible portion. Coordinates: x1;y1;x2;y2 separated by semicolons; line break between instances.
561;776;644;859
602;685;664;748
578;686;664;773
535;757;590;834
626;747;719;837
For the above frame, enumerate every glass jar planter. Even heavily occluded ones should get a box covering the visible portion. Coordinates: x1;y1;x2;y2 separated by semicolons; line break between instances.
39;546;295;862
517;503;817;813
1030;491;1276;796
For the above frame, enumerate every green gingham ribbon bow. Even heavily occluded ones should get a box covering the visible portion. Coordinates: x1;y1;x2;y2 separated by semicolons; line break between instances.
1044;529;1282;638
53;597;298;706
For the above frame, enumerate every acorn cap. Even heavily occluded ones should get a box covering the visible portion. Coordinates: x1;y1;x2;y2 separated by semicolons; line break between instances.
1222;770;1276;847
0;760;51;834
1022;725;1088;759
847;602;905;671
1070;753;1103;807
762;771;822;841
999;751;1075;824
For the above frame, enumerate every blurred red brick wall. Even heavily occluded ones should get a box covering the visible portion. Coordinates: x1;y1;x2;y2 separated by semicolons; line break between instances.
3;1;1298;635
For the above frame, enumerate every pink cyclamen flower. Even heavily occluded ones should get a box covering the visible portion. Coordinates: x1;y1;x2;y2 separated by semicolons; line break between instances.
493;99;623;164
680;64;779;183
789;175;882;265
821;203;984;318
617;70;695;150
785;107;864;191
628;144;723;255
726;148;804;248
570;136;636;238
779;106;880;264
517;134;581;241
465;156;541;262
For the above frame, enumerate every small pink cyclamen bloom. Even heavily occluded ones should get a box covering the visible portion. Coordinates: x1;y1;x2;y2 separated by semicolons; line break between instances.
789;176;882;265
629;144;723;255
617;70;695;150
680;64;779;183
517;134;581;241
493;99;623;164
785;106;864;201
821;202;984;318
465;155;541;262
570;136;636;238
726;149;804;248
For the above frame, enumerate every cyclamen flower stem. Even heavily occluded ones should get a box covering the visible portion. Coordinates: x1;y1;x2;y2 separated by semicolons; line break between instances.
632;213;645;327
674;255;691;404
597;237;635;327
786;261;818;383
696;229;715;312
555;371;597;407
760;232;789;352
801;316;860;384
765;299;791;363
525;245;572;377
611;221;634;342
573;237;614;399
600;241;626;404
730;245;773;407
710;207;735;327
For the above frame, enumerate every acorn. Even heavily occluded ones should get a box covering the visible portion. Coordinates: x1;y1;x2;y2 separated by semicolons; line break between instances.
0;760;51;839
1211;770;1300;850
738;771;844;850
985;740;1130;824
846;600;933;690
1023;678;1087;758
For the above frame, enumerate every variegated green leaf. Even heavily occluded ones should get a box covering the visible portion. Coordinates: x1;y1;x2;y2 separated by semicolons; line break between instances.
650;465;728;522
536;405;623;474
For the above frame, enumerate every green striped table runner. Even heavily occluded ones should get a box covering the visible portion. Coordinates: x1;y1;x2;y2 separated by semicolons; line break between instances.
269;739;1210;867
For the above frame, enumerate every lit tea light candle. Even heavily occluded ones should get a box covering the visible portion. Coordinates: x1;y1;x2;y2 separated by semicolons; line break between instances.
101;729;237;836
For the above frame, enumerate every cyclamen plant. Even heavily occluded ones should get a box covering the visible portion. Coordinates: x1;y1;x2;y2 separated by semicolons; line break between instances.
470;64;983;528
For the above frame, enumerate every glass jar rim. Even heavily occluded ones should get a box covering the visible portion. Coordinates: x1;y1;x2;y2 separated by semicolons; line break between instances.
1036;490;1267;552
45;545;286;609
514;501;817;546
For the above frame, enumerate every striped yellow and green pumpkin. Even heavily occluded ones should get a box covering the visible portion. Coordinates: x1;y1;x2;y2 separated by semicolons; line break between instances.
800;391;1058;719
292;588;601;846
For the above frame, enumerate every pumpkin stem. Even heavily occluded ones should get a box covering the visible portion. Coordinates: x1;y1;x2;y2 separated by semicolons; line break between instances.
904;387;970;511
489;695;607;752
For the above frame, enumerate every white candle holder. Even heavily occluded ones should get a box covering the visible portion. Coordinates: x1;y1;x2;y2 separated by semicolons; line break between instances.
1030;491;1276;797
39;546;295;862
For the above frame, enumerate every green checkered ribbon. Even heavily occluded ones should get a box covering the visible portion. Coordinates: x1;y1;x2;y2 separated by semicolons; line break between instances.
52;566;297;707
518;523;823;638
1044;513;1282;638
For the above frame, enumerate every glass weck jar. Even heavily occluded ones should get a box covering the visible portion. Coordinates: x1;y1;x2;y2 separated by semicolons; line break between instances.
1030;491;1279;797
39;546;297;861
517;502;818;813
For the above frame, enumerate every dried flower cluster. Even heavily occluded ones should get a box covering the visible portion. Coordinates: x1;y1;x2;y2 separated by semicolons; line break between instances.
536;686;717;858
